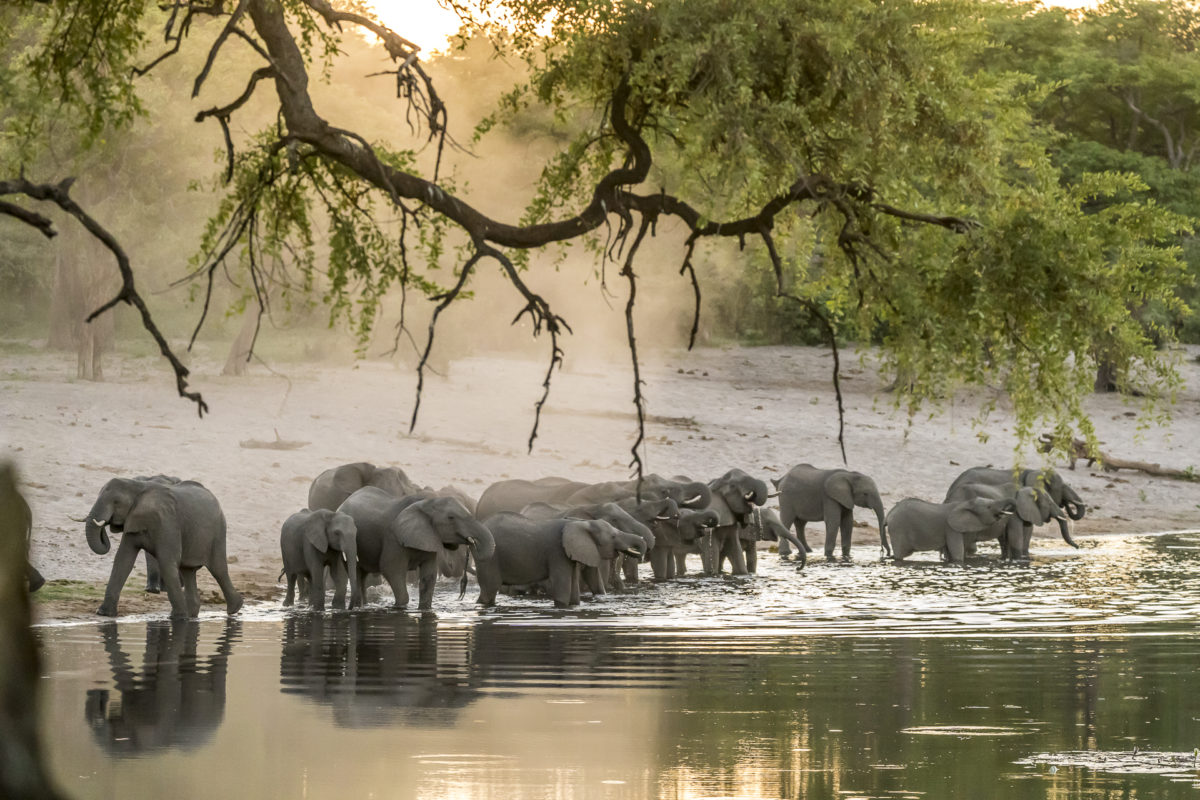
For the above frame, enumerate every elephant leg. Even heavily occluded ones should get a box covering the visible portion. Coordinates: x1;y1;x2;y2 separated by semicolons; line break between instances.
380;550;410;609
206;554;244;616
945;531;966;564
98;539;141;617
744;539;757;574
283;573;296;607
664;549;677;579
159;561;190;620
673;551;688;576
329;558;347;610
181;567;200;618
609;559;625;592
475;560;498;607
649;548;669;580
582;566;606;596
840;508;854;559
569;563;582;606
796;521;812;553
417;558;438;611
306;565;326;611
144;552;163;593
724;532;748;575
549;562;574;608
27;565;45;593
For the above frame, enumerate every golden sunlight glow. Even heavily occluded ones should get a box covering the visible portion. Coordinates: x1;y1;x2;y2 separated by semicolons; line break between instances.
365;0;466;52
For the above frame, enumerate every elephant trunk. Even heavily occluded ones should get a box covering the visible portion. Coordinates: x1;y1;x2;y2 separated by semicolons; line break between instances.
698;531;716;575
870;496;890;556
343;538;361;608
680;482;712;509
1065;500;1086;520
464;518;496;562
85;516;111;555
1056;516;1079;549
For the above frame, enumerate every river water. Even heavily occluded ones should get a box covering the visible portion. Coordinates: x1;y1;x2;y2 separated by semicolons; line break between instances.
37;532;1200;799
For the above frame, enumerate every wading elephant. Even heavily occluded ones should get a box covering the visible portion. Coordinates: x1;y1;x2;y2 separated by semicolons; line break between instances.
945;466;1083;548
308;462;422;512
775;465;890;560
704;469;769;575
477;515;645;607
476;474;709;520
756;508;807;567
649;508;719;579
946;483;1068;560
338;489;494;611
887;496;1015;563
519;501;656;591
476;477;589;520
85;477;242;619
280;508;361;610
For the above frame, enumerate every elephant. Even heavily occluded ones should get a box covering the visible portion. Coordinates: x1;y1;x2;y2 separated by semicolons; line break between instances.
85;619;237;754
945;466;1084;547
755;508;807;567
774;465;890;560
945;483;1068;560
648;508;719;579
337;489;494;611
519;500;657;590
13;488;44;593
476;515;646;607
280;508;361;610
85;477;242;619
886;496;1016;563
308;462;422;512
476;474;709;520
696;468;769;575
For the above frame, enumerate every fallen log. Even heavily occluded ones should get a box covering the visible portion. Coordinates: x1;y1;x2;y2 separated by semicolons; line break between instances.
1038;433;1198;482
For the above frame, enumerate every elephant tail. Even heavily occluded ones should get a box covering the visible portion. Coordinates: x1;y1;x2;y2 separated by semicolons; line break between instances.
277;567;285;582
458;549;472;600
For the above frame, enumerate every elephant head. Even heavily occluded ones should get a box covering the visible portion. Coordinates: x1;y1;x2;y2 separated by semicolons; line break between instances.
394;497;496;563
1012;486;1073;551
1023;469;1086;522
580;502;655;558
86;478;167;555
562;520;645;567
708;469;769;526
645;474;711;509
304;510;362;608
616;496;679;524
949;497;1015;537
825;471;890;556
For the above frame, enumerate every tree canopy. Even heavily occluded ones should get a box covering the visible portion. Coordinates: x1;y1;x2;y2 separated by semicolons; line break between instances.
0;0;1194;472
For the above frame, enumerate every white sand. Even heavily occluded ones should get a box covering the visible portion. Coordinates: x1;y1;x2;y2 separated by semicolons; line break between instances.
3;342;1199;614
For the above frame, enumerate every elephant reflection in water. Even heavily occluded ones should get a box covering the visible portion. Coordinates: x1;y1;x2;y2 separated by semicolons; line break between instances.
279;613;481;728
85;619;240;754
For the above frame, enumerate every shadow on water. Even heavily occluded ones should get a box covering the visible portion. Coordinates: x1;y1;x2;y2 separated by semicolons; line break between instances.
36;532;1200;798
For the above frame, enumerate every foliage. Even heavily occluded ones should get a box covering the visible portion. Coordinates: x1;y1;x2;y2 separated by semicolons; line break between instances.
0;0;1194;464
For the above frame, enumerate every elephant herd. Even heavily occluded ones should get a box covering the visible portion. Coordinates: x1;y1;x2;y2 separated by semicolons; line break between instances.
77;460;1088;618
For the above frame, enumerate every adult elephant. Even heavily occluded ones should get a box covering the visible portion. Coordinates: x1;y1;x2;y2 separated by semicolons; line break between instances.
280;508;361;610
887;496;1015;563
85;477;242;619
338;489;494;611
945;466;1085;543
519;500;656;590
649;508;719;579
477;515;645;607
308;462;421;512
697;469;769;575
475;477;588;520
774;465;890;560
946;483;1069;560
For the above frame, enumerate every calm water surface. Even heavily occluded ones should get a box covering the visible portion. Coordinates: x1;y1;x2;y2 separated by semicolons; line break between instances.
38;532;1200;799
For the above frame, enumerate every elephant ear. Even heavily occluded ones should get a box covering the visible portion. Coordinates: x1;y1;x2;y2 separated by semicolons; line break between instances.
824;473;854;510
707;489;738;527
303;514;330;553
948;502;988;534
394;504;441;553
333;463;371;494
562;522;602;568
1014;489;1041;525
124;488;176;535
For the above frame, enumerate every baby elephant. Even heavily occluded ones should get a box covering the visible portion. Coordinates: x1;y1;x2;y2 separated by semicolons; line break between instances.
280;509;361;610
886;496;1015;563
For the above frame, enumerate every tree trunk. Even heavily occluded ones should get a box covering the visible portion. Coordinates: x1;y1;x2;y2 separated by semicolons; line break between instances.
1093;359;1117;393
48;225;115;381
222;309;259;376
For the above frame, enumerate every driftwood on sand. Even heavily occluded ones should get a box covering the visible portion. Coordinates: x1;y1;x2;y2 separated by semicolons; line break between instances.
1039;433;1199;482
238;429;309;451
